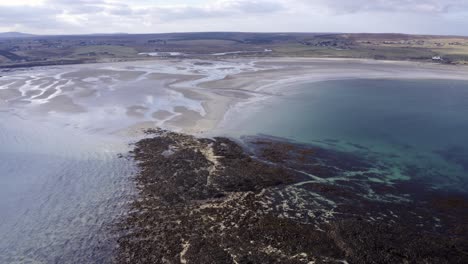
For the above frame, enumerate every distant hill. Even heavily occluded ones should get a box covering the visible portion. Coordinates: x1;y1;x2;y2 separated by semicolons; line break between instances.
0;32;36;38
1;32;468;67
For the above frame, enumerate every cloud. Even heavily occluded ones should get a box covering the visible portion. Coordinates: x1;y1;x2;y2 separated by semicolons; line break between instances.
138;0;285;21
0;5;58;28
299;0;468;14
222;0;284;13
0;0;45;6
0;0;286;31
0;0;466;35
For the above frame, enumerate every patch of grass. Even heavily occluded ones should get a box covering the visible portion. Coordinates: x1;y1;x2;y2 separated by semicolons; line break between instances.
1;33;468;67
272;44;435;60
0;54;10;63
73;45;138;58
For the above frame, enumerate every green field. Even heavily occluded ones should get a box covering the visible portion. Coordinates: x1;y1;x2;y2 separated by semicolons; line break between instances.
1;32;468;67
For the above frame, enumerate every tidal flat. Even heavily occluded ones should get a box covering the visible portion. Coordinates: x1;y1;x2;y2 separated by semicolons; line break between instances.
1;58;468;263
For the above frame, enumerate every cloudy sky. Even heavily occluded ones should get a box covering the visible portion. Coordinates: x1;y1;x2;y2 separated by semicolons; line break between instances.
0;0;467;35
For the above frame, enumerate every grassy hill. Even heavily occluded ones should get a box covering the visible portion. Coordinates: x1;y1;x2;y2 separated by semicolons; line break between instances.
0;32;36;39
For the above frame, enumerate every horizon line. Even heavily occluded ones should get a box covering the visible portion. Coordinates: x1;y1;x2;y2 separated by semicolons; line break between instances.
1;31;468;38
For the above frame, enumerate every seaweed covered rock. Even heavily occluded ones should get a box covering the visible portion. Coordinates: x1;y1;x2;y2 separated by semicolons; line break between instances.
116;130;468;264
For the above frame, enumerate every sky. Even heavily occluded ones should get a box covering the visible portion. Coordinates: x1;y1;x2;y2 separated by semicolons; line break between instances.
0;0;467;36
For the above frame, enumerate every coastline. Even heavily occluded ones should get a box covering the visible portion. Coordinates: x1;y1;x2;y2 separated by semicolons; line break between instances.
2;57;468;263
196;58;468;135
115;59;468;262
2;57;468;136
114;58;468;263
116;129;468;263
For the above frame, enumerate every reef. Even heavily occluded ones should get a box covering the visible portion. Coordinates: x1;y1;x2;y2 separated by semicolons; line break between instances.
116;129;468;264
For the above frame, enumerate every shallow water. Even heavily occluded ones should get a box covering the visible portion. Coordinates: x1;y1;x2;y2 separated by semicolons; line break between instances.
0;114;136;263
0;60;260;263
219;79;468;192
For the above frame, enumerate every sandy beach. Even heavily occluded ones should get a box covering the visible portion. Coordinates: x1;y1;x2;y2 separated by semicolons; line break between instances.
1;58;467;136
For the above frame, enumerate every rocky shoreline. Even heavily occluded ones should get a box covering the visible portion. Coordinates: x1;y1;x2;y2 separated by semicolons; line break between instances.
116;129;468;264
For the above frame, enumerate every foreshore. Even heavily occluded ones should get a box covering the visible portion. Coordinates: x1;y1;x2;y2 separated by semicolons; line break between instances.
114;58;468;263
116;129;468;263
197;58;468;134
2;57;468;263
2;58;468;136
130;57;468;134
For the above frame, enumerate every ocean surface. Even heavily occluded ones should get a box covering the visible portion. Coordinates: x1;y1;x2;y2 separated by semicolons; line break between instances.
0;114;135;263
220;79;468;193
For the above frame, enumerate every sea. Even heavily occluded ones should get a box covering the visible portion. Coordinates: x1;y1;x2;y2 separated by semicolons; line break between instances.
219;79;468;193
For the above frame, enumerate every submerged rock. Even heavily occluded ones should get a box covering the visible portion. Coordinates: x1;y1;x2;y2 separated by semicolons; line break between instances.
116;129;468;264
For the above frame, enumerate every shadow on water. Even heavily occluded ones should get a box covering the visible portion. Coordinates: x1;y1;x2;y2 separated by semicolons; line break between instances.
435;145;468;171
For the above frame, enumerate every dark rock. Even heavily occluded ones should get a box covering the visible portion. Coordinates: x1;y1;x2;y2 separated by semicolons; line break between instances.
115;130;468;264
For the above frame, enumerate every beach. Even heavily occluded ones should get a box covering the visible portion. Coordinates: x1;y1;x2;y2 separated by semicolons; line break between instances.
2;58;468;136
1;58;468;263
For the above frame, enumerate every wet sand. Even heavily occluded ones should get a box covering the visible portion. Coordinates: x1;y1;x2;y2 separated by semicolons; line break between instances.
2;58;467;135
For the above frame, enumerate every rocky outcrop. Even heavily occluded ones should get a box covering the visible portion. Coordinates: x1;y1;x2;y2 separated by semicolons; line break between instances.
116;129;468;264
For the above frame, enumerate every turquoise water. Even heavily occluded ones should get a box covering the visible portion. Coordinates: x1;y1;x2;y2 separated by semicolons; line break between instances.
221;79;468;192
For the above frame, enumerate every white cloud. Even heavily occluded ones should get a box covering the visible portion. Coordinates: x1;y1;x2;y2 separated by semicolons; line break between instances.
298;0;468;14
0;0;466;35
0;0;46;6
